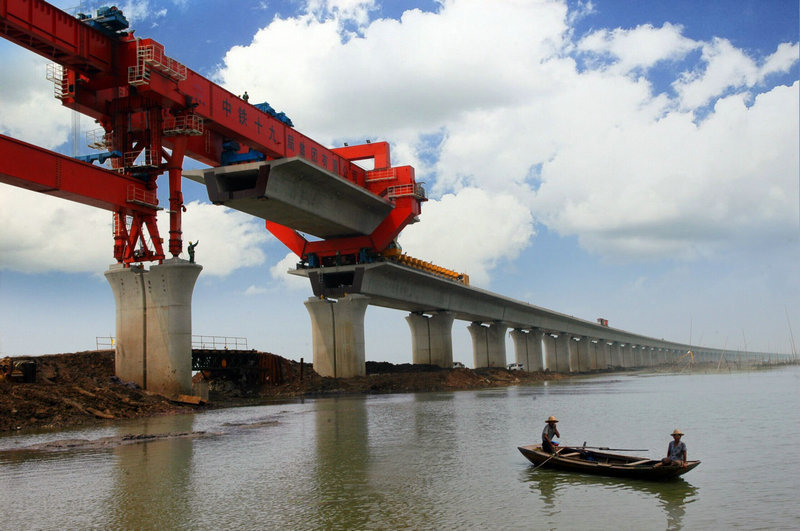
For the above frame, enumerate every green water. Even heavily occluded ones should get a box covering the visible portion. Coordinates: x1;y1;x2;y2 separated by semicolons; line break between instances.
1;366;798;530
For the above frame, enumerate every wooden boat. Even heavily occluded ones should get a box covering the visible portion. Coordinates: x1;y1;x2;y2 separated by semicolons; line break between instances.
518;445;700;480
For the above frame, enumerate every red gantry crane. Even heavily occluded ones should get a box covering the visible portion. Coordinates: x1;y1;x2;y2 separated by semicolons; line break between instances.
0;1;432;270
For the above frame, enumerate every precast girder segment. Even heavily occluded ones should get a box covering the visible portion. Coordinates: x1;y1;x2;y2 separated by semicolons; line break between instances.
184;157;393;239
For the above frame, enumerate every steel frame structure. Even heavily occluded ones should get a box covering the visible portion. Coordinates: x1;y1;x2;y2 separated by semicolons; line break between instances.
0;0;424;265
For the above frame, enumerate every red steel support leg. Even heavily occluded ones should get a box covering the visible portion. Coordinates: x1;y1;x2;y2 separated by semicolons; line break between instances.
167;136;188;258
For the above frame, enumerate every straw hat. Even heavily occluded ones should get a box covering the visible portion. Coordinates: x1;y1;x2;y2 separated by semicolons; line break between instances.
546;416;559;423
671;429;684;436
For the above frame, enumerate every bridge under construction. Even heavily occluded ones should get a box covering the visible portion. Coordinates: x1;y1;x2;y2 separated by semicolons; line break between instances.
0;1;792;395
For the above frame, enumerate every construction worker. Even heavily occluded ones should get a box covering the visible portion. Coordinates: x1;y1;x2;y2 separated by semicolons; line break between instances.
542;415;561;453
188;240;199;263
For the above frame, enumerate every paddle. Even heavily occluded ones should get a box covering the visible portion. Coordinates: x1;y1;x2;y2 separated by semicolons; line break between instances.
560;445;649;452
531;447;562;471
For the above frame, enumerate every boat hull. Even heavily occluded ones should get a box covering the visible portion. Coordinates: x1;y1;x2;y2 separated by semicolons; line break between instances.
518;445;700;481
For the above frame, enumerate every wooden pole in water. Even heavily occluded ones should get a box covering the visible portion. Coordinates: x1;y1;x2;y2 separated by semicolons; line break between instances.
716;338;728;372
785;306;797;361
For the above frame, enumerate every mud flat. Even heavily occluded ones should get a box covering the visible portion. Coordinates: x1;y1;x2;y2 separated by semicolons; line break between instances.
1;351;564;433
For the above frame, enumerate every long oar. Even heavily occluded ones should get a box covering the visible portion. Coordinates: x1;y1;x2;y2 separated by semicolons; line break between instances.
531;447;562;471
560;445;649;452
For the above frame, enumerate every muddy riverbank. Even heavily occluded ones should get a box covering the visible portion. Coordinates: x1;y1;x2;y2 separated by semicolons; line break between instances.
1;351;565;433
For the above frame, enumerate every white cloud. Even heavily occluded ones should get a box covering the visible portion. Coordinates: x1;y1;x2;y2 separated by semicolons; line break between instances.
398;188;534;286
0;186;113;273
0;190;270;276
269;252;311;289
118;1;168;23
306;0;377;31
2;0;797;280
162;201;270;276
213;0;798;266
673;38;799;110
244;284;270;295
577;22;699;74
0;45;72;150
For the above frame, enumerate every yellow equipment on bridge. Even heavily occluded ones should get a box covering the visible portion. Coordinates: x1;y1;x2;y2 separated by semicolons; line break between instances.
390;252;469;285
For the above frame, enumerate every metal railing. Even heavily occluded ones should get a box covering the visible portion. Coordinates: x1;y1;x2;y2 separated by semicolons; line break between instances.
192;335;249;350
96;336;115;349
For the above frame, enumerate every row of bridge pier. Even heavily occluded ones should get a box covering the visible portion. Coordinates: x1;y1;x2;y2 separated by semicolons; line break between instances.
104;260;789;396
305;294;772;378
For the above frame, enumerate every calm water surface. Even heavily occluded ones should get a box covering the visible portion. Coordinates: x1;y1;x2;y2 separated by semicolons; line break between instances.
1;366;798;530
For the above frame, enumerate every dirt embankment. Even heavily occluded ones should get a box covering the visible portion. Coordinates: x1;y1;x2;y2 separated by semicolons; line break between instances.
1;351;563;433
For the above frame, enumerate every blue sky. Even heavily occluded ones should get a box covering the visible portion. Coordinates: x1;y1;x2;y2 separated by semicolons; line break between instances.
1;0;798;362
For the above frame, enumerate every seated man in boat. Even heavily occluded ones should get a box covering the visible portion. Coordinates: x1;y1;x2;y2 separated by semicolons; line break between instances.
659;429;687;467
542;416;561;453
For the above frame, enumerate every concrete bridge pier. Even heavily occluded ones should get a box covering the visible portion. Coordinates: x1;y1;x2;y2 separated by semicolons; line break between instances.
305;294;370;378
406;311;455;367
555;333;572;373
543;333;557;371
644;346;653;366
105;259;202;397
468;322;508;368
510;328;544;372
621;344;633;367
609;342;623;367
633;345;643;366
603;341;613;368
566;336;580;372
577;336;593;371
640;347;651;366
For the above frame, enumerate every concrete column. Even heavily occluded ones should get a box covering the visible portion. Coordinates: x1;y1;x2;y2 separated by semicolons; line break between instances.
634;345;643;366
511;329;543;372
469;322;507;368
105;258;202;397
621;344;632;367
578;336;593;371
566;336;579;372
511;328;543;372
640;347;650;366
632;345;642;367
487;322;508;368
305;294;369;378
543;333;557;371
510;330;527;370
405;311;454;367
555;333;572;373
598;341;610;369
406;312;431;365
610;342;623;367
468;322;489;368
527;329;544;371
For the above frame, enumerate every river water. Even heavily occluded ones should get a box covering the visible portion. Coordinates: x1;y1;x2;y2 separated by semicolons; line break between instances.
1;366;798;530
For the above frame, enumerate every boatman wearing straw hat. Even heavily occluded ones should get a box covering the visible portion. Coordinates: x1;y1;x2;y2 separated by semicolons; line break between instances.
660;429;688;468
542;416;561;453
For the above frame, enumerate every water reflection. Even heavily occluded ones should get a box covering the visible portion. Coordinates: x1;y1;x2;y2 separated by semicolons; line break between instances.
108;415;196;529
523;468;698;529
313;397;371;529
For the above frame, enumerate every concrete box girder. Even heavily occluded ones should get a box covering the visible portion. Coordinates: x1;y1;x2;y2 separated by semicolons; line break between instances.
184;157;393;239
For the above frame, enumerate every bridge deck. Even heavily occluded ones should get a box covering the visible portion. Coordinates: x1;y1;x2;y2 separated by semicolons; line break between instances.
291;262;702;352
